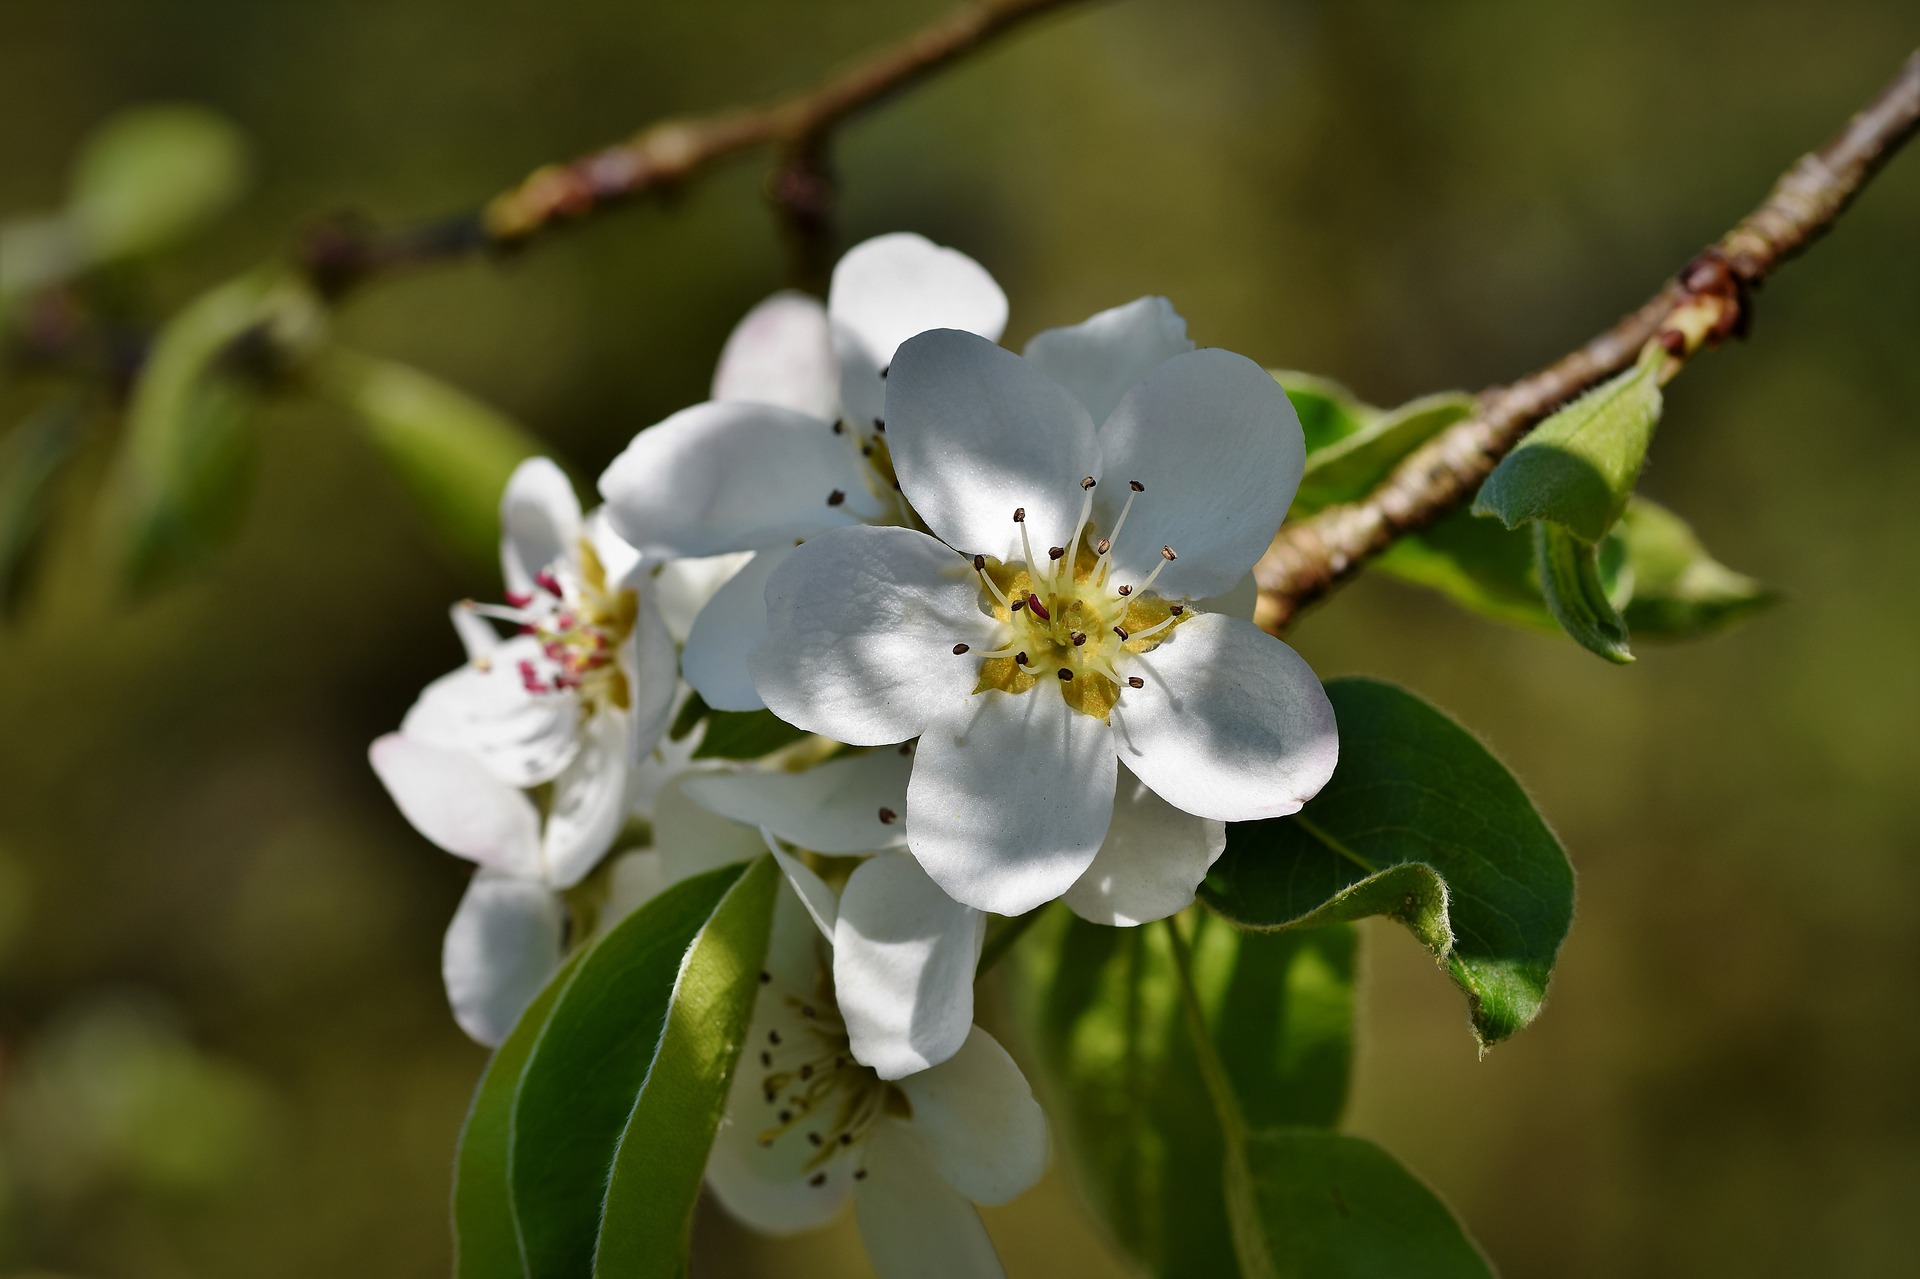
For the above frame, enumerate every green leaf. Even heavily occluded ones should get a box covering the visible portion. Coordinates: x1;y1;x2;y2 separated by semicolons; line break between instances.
1242;1130;1492;1279
691;708;810;761
1372;507;1555;631
1293;392;1475;514
1472;354;1665;542
507;860;758;1279
1012;908;1355;1278
104;271;320;590
1272;371;1378;456
452;949;588;1279
1616;496;1775;639
68;105;248;263
1201;678;1573;1046
1535;521;1633;664
594;855;779;1276
0;399;89;617
313;349;546;572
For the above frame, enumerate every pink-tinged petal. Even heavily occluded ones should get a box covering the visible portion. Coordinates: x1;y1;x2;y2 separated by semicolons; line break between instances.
712;290;839;421
1022;295;1194;424
1094;348;1305;599
905;690;1116;916
885;329;1100;564
896;1027;1048;1205
752;526;997;747
833;852;984;1080
369;734;541;877
1111;613;1338;822
442;870;565;1047
597;400;876;559
500;457;582;598
1063;766;1227;926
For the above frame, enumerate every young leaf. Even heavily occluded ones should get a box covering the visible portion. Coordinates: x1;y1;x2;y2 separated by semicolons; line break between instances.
1472;355;1665;542
68;105;248;263
1242;1130;1493;1279
1372;508;1556;631
1012;909;1354;1278
593;854;779;1276
1272;371;1377;456
1201;678;1573;1047
1616;496;1775;639
1535;521;1633;664
453;949;588;1279
690;708;810;761
313;350;546;573
506;860;761;1279
1293;392;1475;514
0;399;89;617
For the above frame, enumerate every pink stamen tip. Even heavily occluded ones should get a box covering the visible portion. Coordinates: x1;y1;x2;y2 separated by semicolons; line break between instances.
505;591;533;608
1026;594;1050;621
535;571;562;595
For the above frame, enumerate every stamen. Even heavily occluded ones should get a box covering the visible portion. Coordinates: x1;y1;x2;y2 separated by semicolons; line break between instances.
1128;676;1145;688
1015;652;1029;665
1026;594;1051;621
1048;546;1065;561
952;643;970;655
1010;598;1025;612
873;419;885;432
827;489;846;506
1117;585;1133;597
1113;625;1129;640
1080;476;1097;490
1127;614;1179;643
832;420;844;434
1129;480;1145;492
1170;604;1185;615
1071;632;1087;647
1012;507;1025;522
1095;538;1110;554
877;807;898;824
1137;545;1178;594
1058;669;1074;681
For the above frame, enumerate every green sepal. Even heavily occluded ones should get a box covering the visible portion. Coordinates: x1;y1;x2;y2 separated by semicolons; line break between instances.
1201;678;1573;1047
1535;521;1633;663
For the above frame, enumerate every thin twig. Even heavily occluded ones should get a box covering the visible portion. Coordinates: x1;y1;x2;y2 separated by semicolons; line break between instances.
1254;47;1920;636
299;0;1092;297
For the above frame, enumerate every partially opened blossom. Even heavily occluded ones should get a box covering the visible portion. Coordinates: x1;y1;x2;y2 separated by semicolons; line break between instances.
706;872;1046;1279
368;457;678;1043
752;327;1339;918
597;232;1007;711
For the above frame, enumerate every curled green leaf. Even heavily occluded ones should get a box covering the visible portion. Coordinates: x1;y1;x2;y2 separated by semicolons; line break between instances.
69;105;248;263
1616;496;1776;639
1271;371;1378;455
1535;521;1634;663
0;399;90;617
1293;392;1475;514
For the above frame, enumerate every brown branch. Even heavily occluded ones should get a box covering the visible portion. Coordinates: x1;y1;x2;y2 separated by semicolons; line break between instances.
299;0;1092;297
1254;46;1920;637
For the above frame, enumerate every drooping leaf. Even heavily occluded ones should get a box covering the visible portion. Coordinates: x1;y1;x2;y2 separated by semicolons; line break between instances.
1272;371;1377;456
1201;678;1573;1046
313;349;546;573
507;860;757;1279
594;855;779;1276
452;948;588;1279
1012;908;1355;1279
1616;496;1775;638
690;708;810;761
1293;392;1475;513
1372;507;1556;631
1535;521;1633;664
1472;353;1666;542
68;105;248;263
0;399;89;616
1241;1130;1492;1279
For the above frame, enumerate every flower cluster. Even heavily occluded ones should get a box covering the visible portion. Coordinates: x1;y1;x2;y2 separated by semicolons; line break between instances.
370;233;1337;1275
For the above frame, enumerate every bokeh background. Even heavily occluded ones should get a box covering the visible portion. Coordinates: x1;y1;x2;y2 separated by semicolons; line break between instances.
3;1;1917;1275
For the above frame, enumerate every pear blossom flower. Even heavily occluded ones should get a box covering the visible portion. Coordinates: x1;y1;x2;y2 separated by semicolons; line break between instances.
597;232;1008;712
750;327;1340;918
706;869;1046;1279
368;457;677;1043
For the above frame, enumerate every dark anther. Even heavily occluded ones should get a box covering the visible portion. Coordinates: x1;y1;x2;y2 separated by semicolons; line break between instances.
839;1132;854;1146
1011;597;1025;611
809;1172;827;1187
873;418;885;432
854;1169;868;1181
952;643;971;655
800;1065;814;1080
769;1030;782;1045
760;1051;772;1066
1170;604;1184;615
1113;626;1129;640
1015;652;1029;665
1013;507;1026;523
832;420;845;434
1027;593;1051;620
878;807;898;824
1048;546;1065;560
1128;676;1145;689
1161;545;1178;561
1058;668;1074;681
827;489;846;506
972;554;986;571
1080;476;1096;489
1071;632;1087;646
1129;479;1145;492
1095;538;1110;554
1117;585;1133;596
808;1133;824;1147
861;444;874;457
759;970;772;983
779;1109;793;1123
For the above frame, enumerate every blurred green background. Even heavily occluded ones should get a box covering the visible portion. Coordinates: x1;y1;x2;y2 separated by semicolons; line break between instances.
2;1;1917;1275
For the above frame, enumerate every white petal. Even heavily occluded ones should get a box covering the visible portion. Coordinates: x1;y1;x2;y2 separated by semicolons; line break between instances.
597;400;875;559
1112;613;1338;822
649;773;769;884
1196;569;1259;622
539;708;630;889
401;637;580;787
854;1120;1006;1279
712;290;839;421
752;526;997;747
1094;348;1305;599
833;852;984;1080
906;691;1116;916
499;457;582;598
885;330;1101;563
622;584;679;760
681;749;911;855
681;544;789;713
653;551;755;644
449;601;503;660
369;734;542;877
599;849;674;930
586;507;646;592
828;232;1007;376
1022;296;1194;424
442;871;565;1047
896;1027;1048;1205
1063;767;1227;926
768;840;839;942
